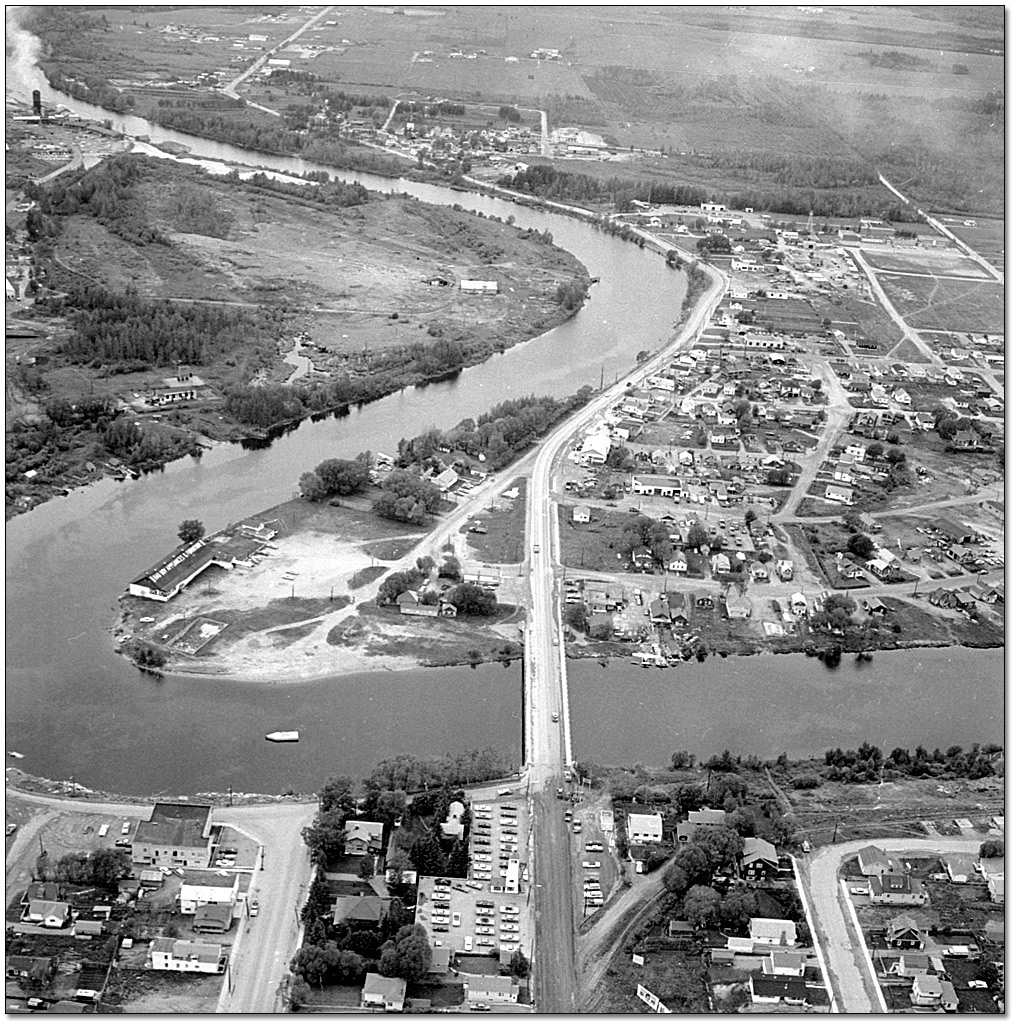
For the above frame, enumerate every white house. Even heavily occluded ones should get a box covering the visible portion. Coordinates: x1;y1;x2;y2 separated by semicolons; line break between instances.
179;871;239;915
790;592;808;615
626;813;663;845
345;820;385;856
825;484;854;505
577;433;612;466
148;938;226;974
573;505;591;524
362;973;407;1012
463;973;520;1005
749;917;798;947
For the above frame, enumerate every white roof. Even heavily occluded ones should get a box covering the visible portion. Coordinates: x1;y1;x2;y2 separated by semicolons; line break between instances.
627;813;662;834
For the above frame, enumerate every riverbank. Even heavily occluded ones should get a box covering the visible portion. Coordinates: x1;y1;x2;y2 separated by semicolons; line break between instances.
6;153;590;520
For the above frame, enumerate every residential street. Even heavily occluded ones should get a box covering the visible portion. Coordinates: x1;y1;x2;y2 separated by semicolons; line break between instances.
799;836;987;1013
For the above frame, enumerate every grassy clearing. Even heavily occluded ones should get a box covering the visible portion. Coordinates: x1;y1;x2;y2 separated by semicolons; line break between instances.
877;275;1004;333
462;478;528;564
558;506;635;573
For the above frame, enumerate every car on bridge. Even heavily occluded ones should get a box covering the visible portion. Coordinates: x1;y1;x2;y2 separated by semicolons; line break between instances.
552;713;559;722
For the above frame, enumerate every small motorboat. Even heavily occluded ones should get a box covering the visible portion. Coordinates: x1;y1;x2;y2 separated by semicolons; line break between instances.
265;731;299;743
8;751;25;759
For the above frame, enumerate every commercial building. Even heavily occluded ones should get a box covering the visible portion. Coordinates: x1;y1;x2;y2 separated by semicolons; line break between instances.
131;802;213;868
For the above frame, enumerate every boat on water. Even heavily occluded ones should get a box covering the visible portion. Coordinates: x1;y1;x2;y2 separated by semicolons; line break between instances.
8;751;25;759
265;731;299;743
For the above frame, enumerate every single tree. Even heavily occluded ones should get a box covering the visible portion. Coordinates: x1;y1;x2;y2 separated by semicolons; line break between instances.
177;519;204;544
683;885;722;927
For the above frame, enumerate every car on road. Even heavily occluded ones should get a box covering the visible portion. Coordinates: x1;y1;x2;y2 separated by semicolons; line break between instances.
533;544;540;553
6;823;17;836
249;898;259;916
552;713;559;722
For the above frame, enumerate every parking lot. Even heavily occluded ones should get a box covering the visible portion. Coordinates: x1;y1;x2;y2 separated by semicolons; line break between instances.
415;794;533;960
565;803;616;926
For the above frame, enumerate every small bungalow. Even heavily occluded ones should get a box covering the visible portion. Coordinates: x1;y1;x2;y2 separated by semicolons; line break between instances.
741;838;779;881
345;820;385;856
790;592;808;616
573;505;591;524
825;484;854;505
693;588;715;609
362;972;407;1012
667;550;688;574
858;845;900;878
868;874;928;907
886;914;924;949
711;553;732;575
749;917;797;947
725;596;752;620
776;560;793;582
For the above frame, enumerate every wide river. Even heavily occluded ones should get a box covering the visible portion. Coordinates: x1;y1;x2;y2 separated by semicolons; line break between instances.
4;32;1003;795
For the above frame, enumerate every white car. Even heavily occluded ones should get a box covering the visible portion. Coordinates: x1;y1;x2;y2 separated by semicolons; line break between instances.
582;861;601;869
452;913;461;927
849;886;869;896
431;915;450;925
476;926;495;936
499;905;520;914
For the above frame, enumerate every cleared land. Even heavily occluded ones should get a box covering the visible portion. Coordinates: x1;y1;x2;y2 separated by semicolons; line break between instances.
857;246;990;279
876;274;1004;334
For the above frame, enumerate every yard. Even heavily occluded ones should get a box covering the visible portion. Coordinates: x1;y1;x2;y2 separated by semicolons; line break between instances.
461;478;529;564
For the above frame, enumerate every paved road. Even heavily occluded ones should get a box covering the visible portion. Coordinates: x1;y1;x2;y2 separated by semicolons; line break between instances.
223;6;335;100
801;836;987;1013
523;256;727;1011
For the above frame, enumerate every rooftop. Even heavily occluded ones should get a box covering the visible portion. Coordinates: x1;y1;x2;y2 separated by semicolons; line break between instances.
134;802;212;849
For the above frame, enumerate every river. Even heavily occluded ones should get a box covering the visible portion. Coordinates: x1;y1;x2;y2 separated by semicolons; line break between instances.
4;27;1003;795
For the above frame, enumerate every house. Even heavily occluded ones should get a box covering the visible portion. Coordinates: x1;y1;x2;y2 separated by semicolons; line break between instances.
741;838;779;881
748;561;769;582
440;800;466;840
362;972;407;1012
667;550;688;574
861;597;887;617
844;441;868;462
179;871;240;915
25;882;60;902
711;553;731;575
676;807;727;842
463;973;520;1005
648;597;671;625
857;845;900;878
910;974;944;1008
750;917;797;947
627;813;663;845
573;505;591;524
833;462;855;483
73;920;105;938
763;951;807;976
748;974;811;1006
6;955;57;983
332;895;391;928
790;593;808;616
192;902;233;933
24;899;70;929
577;433;612;465
868;874;928;906
825;484;854;505
886;914;924;949
725;596;752;620
667;592;690;626
667;919;697;939
693;588;714;609
345;820;385;856
148;937;226;974
776;560;793;582
132;802;213;868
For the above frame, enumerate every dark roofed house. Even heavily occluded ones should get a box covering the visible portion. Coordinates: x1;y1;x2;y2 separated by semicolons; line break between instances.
6;954;57;982
192;902;233;933
858;845;900;878
869;874;928;906
333;895;391;928
886;914;924;949
748;973;810;1006
741;838;779;881
132;802;213;868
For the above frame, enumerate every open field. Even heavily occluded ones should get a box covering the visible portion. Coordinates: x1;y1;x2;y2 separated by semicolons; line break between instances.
857;246;990;279
461;477;529;564
940;217;1005;272
876;275;1004;334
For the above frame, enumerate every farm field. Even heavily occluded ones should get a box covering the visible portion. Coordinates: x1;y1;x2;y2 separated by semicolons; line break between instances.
876;275;1005;334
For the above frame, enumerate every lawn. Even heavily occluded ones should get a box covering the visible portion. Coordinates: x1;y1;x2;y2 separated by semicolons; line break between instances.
876;275;1004;334
557;506;635;574
462;478;529;564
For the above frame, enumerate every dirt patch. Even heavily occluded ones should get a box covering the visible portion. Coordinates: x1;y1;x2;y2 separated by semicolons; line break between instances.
462;477;528;564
